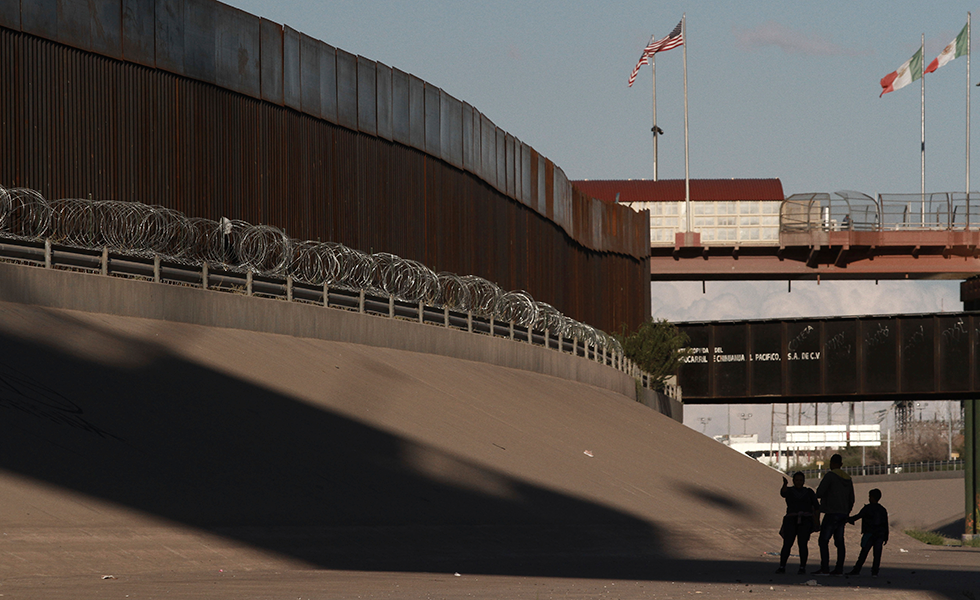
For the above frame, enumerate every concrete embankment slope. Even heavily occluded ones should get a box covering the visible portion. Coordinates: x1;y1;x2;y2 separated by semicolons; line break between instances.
0;296;787;580
0;273;974;598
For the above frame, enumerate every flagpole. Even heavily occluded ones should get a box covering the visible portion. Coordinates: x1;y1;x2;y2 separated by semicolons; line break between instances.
967;12;972;228
652;54;658;181
921;33;926;226
683;13;691;232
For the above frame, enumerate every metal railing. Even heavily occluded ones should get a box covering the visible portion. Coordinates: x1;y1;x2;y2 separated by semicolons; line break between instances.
780;190;980;232
781;191;879;232
797;459;964;480
0;186;669;393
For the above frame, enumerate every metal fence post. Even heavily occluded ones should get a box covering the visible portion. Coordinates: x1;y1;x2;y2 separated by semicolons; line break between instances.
247;271;253;296
100;246;108;276
966;399;979;541
358;290;365;313
509;321;514;340
544;329;549;349
467;310;473;333
444;306;449;327
153;254;160;283
202;263;209;290
322;282;328;306
489;316;495;337
389;295;395;318
418;301;424;323
287;275;293;301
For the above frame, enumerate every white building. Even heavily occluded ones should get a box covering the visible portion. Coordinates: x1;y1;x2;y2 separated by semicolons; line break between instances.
573;178;785;246
714;424;882;471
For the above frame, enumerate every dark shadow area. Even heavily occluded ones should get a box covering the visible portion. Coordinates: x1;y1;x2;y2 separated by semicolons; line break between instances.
931;517;967;540
646;559;980;597
0;307;668;579
673;480;760;519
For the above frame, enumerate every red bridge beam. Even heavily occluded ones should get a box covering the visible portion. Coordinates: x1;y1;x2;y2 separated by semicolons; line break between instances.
651;229;980;281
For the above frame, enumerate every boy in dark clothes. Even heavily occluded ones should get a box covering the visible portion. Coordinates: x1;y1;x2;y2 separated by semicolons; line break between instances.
776;471;820;574
847;488;889;577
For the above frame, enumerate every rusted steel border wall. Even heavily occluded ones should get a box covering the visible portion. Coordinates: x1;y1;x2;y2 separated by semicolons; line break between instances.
0;0;651;333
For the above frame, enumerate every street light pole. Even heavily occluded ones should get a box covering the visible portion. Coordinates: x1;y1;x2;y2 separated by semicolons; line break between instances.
739;412;753;435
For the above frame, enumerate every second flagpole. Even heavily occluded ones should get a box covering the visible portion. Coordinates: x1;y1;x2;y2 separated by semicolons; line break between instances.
652;54;658;181
921;33;926;226
683;13;691;232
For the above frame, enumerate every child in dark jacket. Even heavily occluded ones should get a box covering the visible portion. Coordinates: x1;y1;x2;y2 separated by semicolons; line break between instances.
847;488;889;577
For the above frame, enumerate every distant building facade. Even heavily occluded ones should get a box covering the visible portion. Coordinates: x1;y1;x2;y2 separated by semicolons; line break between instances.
714;425;882;471
574;179;785;246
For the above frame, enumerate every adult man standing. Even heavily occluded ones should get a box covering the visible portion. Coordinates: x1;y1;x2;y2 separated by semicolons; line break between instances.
813;453;855;575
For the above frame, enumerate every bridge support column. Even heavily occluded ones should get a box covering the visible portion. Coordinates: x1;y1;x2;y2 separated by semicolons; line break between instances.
967;400;979;541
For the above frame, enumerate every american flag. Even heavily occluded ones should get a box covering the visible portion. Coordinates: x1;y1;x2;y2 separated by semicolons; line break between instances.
627;20;684;87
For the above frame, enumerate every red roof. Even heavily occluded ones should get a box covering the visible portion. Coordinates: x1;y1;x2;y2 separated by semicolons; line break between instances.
572;178;784;204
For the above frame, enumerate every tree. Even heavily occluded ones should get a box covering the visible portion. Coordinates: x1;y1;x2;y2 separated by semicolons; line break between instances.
616;318;690;391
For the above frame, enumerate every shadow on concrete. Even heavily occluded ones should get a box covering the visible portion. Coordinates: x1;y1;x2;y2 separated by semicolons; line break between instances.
930;517;967;540
0;308;668;579
644;560;980;596
673;480;761;519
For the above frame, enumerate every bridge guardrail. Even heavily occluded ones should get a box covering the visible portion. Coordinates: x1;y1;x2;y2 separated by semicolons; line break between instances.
796;459;963;480
780;190;980;233
780;191;879;232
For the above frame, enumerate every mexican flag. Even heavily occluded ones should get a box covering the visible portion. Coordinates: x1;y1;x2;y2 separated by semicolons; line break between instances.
880;47;923;97
925;23;969;74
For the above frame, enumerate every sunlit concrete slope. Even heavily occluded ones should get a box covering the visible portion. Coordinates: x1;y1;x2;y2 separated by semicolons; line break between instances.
0;267;973;599
0;294;790;580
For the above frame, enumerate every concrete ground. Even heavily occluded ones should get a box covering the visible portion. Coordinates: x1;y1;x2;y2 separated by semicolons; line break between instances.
0;301;975;599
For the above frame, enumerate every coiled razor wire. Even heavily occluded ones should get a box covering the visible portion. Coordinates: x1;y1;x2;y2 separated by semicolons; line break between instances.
0;186;622;354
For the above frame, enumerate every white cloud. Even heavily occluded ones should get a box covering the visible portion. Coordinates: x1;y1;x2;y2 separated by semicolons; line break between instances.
652;280;960;322
733;21;871;57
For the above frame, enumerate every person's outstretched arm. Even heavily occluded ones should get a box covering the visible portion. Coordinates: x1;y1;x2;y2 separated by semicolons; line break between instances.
847;505;867;525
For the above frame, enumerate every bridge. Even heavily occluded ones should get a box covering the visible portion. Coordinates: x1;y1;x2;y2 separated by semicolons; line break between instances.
675;313;977;405
661;196;980;538
655;191;980;281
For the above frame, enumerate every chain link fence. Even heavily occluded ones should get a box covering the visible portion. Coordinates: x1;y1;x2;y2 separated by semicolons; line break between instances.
797;459;963;480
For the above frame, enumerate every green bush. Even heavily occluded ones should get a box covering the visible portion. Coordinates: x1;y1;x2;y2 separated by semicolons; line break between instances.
616;318;690;391
904;529;954;546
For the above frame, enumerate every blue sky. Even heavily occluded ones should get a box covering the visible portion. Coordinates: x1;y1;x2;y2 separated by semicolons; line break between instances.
227;1;978;195
223;1;972;439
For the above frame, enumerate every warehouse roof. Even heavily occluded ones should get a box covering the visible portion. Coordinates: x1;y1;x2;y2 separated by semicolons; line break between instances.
574;178;785;204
